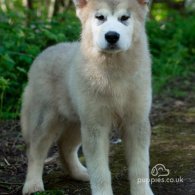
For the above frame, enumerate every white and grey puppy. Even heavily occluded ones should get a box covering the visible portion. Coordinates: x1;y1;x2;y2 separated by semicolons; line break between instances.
21;0;153;195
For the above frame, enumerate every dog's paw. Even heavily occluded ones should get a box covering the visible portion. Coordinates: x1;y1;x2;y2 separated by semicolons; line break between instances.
70;167;90;181
22;180;44;195
145;187;154;195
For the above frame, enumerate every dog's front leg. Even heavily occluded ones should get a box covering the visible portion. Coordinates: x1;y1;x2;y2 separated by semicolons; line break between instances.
124;117;153;195
80;111;113;195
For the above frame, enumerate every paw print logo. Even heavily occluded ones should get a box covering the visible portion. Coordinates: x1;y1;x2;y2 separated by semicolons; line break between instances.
151;164;170;177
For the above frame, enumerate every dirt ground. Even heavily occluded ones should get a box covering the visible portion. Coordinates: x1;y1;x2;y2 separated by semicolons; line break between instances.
0;76;195;195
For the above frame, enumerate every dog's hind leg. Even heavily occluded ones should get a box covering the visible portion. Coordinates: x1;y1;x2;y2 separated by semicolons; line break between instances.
22;107;63;195
58;122;89;181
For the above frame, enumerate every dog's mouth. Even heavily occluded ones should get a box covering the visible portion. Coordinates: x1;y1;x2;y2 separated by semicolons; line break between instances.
102;44;121;53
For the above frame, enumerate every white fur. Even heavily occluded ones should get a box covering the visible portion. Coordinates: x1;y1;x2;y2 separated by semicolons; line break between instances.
91;9;134;52
21;0;154;195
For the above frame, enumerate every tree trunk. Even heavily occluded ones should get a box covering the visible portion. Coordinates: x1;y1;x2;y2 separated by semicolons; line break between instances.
27;0;33;10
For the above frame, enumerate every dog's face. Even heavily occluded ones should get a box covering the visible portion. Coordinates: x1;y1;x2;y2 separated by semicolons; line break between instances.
73;0;149;53
91;7;133;53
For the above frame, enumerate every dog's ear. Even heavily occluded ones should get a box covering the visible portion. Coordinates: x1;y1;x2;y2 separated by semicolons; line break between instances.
73;0;88;8
137;0;150;14
138;0;149;5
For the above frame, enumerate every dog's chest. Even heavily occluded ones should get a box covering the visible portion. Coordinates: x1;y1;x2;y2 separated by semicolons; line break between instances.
109;78;130;114
82;60;136;116
96;72;131;116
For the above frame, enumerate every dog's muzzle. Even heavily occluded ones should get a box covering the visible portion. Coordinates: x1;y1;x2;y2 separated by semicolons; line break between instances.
105;31;120;45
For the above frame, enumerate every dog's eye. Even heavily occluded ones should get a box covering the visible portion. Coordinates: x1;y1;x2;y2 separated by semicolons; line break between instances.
120;15;130;22
95;15;105;21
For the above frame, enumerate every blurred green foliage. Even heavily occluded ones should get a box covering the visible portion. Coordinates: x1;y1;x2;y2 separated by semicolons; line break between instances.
0;3;195;119
0;10;80;118
147;12;195;93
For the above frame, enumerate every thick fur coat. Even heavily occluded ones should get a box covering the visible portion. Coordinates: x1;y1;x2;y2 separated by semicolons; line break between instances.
21;0;153;194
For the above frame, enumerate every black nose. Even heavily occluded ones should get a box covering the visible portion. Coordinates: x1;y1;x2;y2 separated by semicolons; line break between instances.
105;31;120;44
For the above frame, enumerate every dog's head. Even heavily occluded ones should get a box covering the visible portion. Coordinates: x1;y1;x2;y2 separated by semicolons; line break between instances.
73;0;149;54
